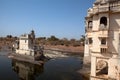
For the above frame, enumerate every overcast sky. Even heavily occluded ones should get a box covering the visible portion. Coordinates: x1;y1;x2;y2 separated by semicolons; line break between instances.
0;0;95;39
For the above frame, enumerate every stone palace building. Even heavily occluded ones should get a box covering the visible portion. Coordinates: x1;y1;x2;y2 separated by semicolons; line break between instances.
84;0;120;79
13;30;44;61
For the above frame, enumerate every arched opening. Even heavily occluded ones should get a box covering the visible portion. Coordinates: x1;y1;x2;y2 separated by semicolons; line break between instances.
100;17;107;26
88;21;92;29
96;60;108;76
100;17;107;29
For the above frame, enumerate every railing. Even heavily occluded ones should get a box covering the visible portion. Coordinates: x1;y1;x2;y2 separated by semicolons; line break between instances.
110;5;120;12
100;47;108;54
100;45;108;48
99;30;108;34
93;5;120;14
93;7;109;14
99;27;108;31
99;7;109;12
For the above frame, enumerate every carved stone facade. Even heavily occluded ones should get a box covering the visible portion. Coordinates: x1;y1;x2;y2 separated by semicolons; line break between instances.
13;30;44;61
84;0;120;79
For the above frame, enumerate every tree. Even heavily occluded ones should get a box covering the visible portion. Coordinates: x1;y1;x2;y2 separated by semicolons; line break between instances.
61;38;70;46
6;35;12;38
80;35;85;46
47;35;59;41
70;38;76;42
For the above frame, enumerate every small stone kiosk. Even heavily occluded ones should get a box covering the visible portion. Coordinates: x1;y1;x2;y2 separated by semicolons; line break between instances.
12;30;45;63
84;0;120;80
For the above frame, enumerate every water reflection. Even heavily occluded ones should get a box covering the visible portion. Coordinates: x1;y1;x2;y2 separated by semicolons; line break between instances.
12;59;44;80
0;51;84;80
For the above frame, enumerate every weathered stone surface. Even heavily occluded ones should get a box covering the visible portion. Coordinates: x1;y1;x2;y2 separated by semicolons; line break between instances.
96;60;108;70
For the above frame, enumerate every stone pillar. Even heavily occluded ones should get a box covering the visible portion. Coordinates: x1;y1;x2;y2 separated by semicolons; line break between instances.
84;44;91;65
91;56;96;77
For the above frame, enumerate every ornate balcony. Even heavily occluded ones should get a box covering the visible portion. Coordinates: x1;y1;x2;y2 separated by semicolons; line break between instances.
86;22;93;32
100;47;108;54
98;30;108;38
100;37;108;54
110;5;120;12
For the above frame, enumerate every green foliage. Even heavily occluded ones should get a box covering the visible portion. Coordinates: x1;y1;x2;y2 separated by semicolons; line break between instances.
6;35;12;38
35;35;85;46
80;35;85;46
80;35;85;42
47;35;59;41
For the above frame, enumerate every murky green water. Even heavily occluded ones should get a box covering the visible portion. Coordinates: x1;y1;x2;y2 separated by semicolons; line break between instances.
0;51;84;80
